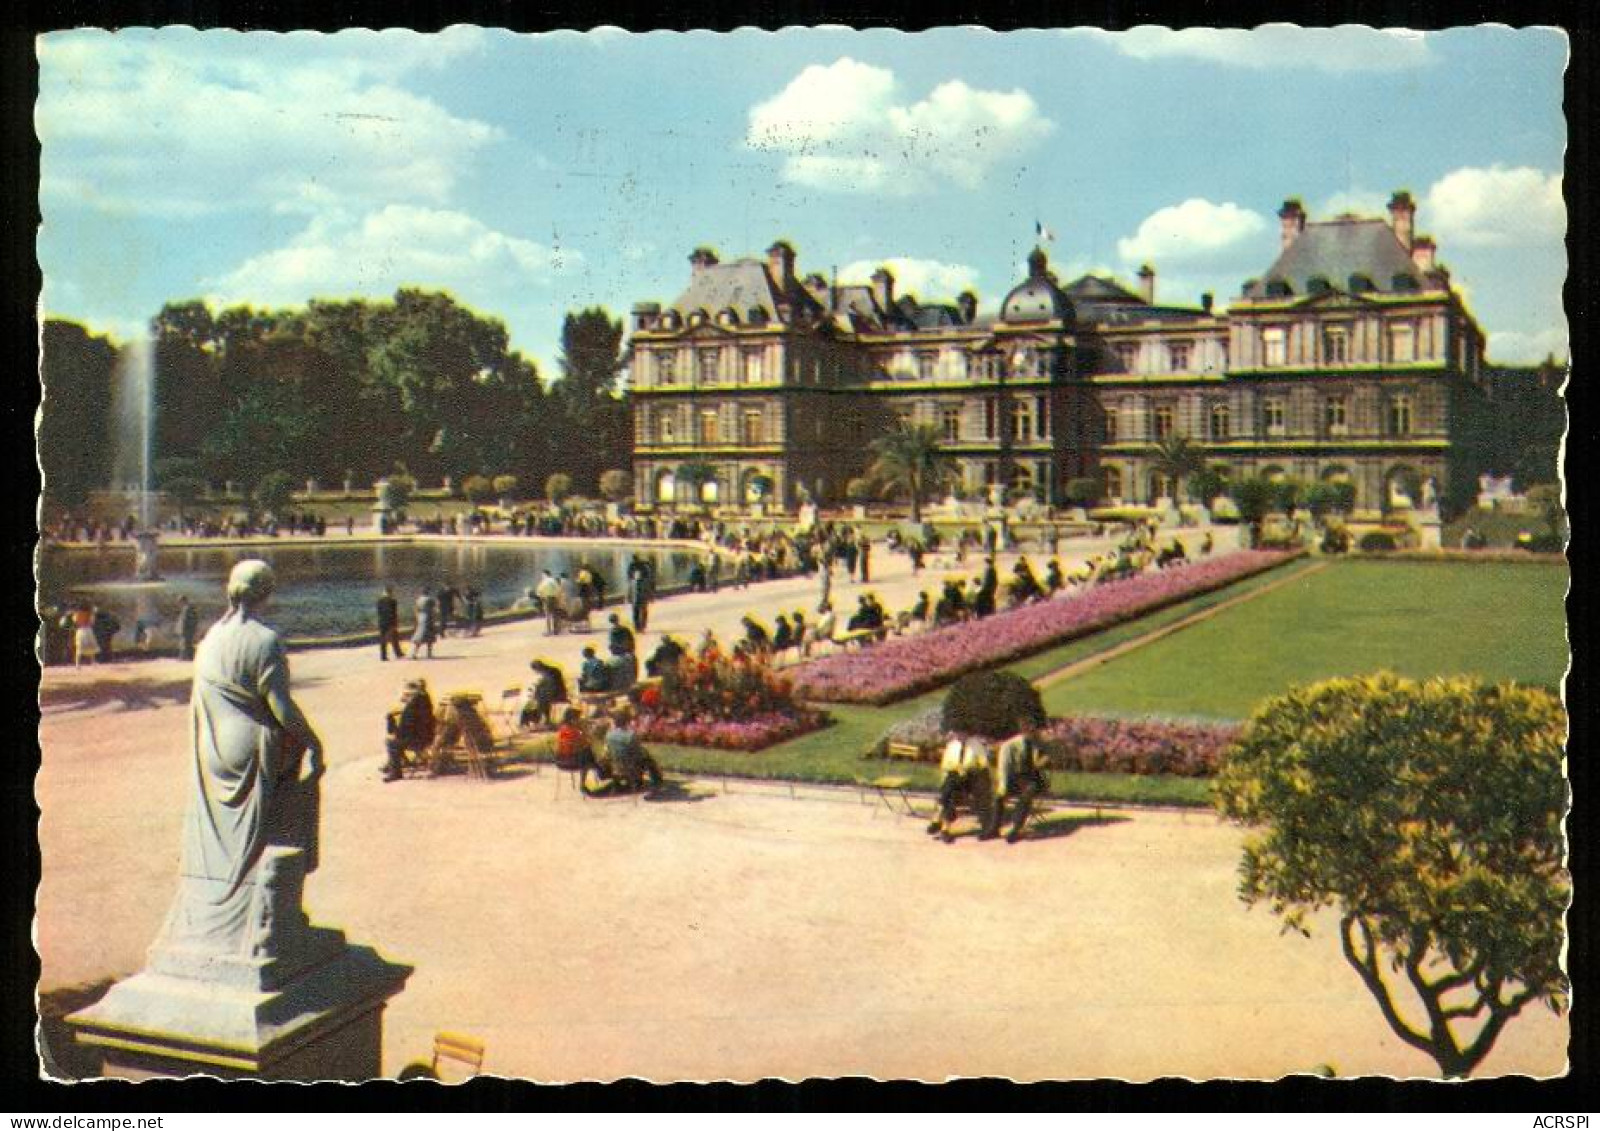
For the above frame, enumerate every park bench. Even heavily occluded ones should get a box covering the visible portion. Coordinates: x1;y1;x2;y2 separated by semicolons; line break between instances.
858;774;917;815
431;1031;486;1082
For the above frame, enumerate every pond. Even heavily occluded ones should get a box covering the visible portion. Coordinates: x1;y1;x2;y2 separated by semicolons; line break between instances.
38;540;703;642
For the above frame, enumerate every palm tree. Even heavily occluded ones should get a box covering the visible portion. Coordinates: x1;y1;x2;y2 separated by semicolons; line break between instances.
868;423;955;525
1150;435;1206;502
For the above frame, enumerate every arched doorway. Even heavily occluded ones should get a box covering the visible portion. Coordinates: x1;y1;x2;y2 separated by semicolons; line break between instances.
1320;464;1352;483
1260;465;1287;483
1384;465;1422;510
700;478;720;504
654;468;677;504
1103;464;1124;502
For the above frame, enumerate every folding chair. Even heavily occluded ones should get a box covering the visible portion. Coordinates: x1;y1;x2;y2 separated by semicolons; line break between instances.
431;1031;486;1082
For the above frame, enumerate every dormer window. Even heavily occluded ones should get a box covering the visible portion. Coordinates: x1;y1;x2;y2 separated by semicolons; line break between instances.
718;308;740;326
747;307;768;325
1348;273;1376;293
1265;278;1294;298
1307;276;1333;296
1391;274;1420;293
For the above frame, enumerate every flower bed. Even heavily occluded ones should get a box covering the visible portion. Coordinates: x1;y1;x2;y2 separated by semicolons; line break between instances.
634;709;829;751
878;705;1239;778
635;653;830;752
791;550;1299;705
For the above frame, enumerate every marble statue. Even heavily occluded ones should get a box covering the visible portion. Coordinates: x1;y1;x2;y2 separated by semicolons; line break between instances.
156;559;325;957
1422;476;1439;510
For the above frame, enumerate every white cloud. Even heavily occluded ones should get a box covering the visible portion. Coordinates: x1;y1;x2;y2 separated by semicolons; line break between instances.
1487;326;1569;364
206;205;580;309
38;30;502;218
1087;24;1432;73
1424;165;1565;247
1116;199;1269;265
838;257;979;300
746;58;1054;194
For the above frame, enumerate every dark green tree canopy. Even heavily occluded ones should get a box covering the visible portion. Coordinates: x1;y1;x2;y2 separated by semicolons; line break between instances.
1215;673;1568;1078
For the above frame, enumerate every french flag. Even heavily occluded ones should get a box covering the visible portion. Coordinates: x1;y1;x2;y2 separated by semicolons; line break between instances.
1035;220;1056;243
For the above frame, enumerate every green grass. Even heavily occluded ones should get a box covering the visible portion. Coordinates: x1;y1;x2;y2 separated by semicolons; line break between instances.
1041;559;1568;721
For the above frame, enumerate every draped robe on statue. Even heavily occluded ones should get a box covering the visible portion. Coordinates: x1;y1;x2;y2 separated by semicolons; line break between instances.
158;612;317;955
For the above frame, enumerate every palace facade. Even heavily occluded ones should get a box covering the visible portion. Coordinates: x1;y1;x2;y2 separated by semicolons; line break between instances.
627;192;1493;518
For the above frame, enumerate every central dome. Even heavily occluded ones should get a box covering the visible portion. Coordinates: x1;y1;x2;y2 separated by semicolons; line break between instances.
1000;247;1074;324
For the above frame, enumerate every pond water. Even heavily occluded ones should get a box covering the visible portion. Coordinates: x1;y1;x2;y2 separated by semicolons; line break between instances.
38;540;702;641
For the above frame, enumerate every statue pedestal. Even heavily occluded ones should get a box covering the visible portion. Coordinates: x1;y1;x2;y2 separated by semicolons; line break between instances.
67;848;410;1081
1416;513;1443;550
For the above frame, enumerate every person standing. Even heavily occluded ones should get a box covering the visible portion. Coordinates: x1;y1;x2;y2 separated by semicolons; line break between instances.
817;554;833;610
628;561;653;632
536;570;563;636
706;553;721;594
91;604;121;664
411;590;438;659
376;585;404;660
63;604;97;668
175;595;200;661
858;534;872;584
437;584;459;636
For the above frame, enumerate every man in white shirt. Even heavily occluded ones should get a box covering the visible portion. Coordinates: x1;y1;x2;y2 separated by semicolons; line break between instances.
535;571;563;636
927;735;996;843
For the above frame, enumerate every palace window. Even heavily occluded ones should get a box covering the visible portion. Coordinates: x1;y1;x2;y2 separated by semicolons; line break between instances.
743;349;764;384
699;409;720;445
656;412;676;444
657;353;677;386
1263;397;1286;436
742;410;764;446
1103;465;1124;500
1104;407;1119;443
1011;400;1035;442
917;352;938;381
984;398;998;440
1209;403;1230;440
1114;343;1138;373
1389;322;1416;363
1153;404;1175;440
1035;395;1049;439
1168;342;1192;372
1262;327;1287;367
698;348;721;385
1324;395;1348;435
941;406;962;443
1323;327;1349;364
1388;394;1414;436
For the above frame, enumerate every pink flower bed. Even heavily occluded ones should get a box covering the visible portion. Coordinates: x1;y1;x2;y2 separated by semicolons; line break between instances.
791;550;1299;705
634;709;830;752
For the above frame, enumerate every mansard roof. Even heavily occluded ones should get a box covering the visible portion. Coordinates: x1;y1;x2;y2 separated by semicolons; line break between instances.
1244;218;1426;299
668;259;825;322
1062;274;1209;326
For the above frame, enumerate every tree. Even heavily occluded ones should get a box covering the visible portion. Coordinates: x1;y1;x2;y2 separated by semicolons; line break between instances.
845;477;875;505
942;670;1047;739
1525;484;1564;538
1228;476;1276;546
1215;674;1568;1078
552;307;630;493
39;321;117;510
156;458;207;520
381;463;416;514
545;472;574;506
599;468;632;503
1189;465;1230;508
492;475;520;501
1064;477;1101;508
460;474;493;505
1270;477;1306;517
251;470;297;519
1305;481;1357;524
1150;435;1205;501
868;423;954;524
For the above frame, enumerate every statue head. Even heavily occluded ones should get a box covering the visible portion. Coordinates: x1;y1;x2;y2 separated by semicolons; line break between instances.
226;559;276;614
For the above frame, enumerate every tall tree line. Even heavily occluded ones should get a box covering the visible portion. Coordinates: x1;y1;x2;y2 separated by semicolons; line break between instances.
39;293;631;509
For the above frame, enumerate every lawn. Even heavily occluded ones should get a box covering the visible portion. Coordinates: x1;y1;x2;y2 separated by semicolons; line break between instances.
1041;559;1568;721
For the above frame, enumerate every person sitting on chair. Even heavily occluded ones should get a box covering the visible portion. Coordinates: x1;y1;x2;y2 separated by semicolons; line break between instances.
989;723;1051;843
603;705;663;794
772;613;793;653
384;679;437;782
553;707;606;791
927;734;995;842
578;646;610;693
607;613;635;658
521;659;568;729
606;642;639;694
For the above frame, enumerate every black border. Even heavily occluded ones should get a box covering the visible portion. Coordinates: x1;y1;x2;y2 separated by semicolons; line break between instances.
4;0;1592;1112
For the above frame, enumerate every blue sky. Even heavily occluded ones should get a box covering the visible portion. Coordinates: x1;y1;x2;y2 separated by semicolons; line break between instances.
38;24;1569;373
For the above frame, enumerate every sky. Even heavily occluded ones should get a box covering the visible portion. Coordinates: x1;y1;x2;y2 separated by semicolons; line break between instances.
36;24;1570;375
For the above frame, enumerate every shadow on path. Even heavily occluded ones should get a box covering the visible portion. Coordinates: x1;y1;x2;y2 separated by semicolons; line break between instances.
37;977;116;1081
40;677;192;715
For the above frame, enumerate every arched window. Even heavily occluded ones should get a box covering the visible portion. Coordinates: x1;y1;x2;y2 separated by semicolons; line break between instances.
654;469;677;503
700;478;720;503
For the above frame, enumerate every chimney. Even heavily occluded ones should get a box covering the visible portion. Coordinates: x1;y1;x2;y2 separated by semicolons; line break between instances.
870;266;896;314
1137;263;1156;304
1278;199;1307;250
956;290;978;325
766;240;796;290
1410;235;1436;272
1201;292;1214;314
688;246;719;274
1387;191;1416;250
631;302;661;332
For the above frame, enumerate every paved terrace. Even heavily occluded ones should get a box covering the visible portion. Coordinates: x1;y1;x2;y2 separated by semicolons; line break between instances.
35;526;1565;1080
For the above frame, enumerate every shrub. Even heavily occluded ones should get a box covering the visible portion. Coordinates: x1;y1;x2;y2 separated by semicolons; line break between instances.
1321;525;1351;554
1358;531;1398;552
599;468;632;502
845;476;876;504
460;474;493;504
251;470;297;518
942;670;1046;739
492;474;520;499
545;472;574;506
1519;532;1564;554
1215;674;1568;1078
1064;477;1101;507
